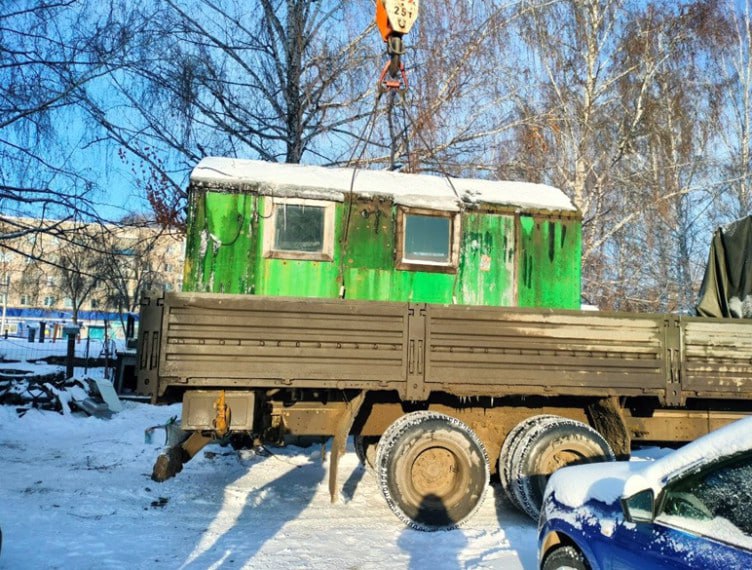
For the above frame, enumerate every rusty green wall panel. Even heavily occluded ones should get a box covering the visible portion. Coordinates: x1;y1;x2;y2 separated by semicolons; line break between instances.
340;200;451;302
341;203;515;305
182;190;203;291
517;216;581;309
457;213;515;306
183;191;257;294
343;199;394;270
366;269;457;304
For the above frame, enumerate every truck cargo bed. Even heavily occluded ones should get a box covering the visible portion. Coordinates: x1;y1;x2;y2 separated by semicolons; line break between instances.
138;292;752;405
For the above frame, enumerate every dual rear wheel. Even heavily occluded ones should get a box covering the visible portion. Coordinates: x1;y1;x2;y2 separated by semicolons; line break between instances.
500;415;615;519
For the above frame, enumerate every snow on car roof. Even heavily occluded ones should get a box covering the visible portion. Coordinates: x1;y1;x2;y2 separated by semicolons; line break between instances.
624;415;752;497
190;157;578;213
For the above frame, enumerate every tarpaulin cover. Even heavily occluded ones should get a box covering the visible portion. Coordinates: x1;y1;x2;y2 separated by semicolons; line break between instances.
697;216;752;318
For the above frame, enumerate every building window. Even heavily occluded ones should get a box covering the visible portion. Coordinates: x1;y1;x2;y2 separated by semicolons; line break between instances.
263;198;335;262
63;297;73;308
165;263;173;273
43;296;56;307
47;276;55;287
396;208;460;273
91;299;99;309
20;295;29;306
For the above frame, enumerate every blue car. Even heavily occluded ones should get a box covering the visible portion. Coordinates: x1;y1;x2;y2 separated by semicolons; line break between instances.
538;416;752;570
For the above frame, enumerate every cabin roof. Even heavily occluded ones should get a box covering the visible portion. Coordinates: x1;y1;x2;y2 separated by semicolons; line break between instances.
190;157;578;213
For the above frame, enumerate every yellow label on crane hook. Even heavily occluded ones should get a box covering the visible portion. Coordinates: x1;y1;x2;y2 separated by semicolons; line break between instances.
384;0;419;35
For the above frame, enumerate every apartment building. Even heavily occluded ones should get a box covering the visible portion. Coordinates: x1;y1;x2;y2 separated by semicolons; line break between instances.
0;217;185;338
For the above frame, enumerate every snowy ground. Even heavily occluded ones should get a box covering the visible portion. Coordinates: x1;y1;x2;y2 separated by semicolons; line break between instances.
0;402;539;570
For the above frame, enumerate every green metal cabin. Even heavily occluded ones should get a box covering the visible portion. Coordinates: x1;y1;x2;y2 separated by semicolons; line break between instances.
183;158;581;308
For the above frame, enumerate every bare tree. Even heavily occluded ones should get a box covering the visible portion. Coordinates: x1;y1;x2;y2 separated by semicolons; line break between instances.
74;0;375;227
98;224;176;327
589;2;727;312
715;0;752;221
501;0;729;311
356;2;525;176
56;226;107;323
0;1;136;238
17;265;45;308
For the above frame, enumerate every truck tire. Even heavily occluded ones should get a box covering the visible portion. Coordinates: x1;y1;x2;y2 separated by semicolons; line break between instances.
509;416;614;520
499;414;559;510
376;411;489;531
354;435;379;471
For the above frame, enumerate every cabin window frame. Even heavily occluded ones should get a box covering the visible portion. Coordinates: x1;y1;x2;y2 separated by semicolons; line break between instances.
396;207;460;273
263;197;336;262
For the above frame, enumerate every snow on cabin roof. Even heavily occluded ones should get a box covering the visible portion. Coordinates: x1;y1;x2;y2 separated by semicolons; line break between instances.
190;157;578;213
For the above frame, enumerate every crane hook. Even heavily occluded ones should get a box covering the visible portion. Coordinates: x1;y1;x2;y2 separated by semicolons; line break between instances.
375;0;419;92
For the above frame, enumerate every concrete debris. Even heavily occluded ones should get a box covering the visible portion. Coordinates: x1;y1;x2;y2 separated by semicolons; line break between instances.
0;373;121;418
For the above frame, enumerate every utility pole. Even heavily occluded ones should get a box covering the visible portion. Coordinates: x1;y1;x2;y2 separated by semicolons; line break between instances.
0;256;8;337
0;284;7;337
0;268;10;336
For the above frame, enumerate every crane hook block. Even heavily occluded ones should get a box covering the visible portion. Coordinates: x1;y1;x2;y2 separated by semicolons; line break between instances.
376;0;419;42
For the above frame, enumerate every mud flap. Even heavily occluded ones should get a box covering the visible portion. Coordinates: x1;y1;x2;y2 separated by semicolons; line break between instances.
587;396;631;460
329;391;366;503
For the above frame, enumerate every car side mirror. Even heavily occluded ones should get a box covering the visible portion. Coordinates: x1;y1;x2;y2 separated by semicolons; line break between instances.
621;489;655;523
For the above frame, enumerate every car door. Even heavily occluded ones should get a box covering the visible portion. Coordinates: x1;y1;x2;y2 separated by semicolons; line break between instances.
611;451;752;570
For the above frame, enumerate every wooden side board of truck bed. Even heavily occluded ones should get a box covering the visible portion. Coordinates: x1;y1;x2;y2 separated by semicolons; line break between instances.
137;292;752;406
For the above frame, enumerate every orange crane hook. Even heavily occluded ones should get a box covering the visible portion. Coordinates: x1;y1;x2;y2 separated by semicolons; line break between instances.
375;0;419;92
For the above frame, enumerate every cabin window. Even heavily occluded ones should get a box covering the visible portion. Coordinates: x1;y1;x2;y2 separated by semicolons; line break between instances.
397;208;460;272
263;198;335;261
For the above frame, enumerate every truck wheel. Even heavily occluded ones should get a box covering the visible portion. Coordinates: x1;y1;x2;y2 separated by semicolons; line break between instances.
510;417;614;520
542;545;589;570
354;435;379;471
376;411;489;531
499;414;559;510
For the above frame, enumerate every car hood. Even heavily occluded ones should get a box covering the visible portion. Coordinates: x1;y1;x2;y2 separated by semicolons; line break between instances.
543;460;650;512
540;461;651;541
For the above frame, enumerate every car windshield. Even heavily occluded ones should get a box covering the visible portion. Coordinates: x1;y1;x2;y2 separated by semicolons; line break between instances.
656;452;752;551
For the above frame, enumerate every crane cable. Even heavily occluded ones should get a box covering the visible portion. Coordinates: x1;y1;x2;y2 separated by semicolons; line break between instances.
338;92;386;298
